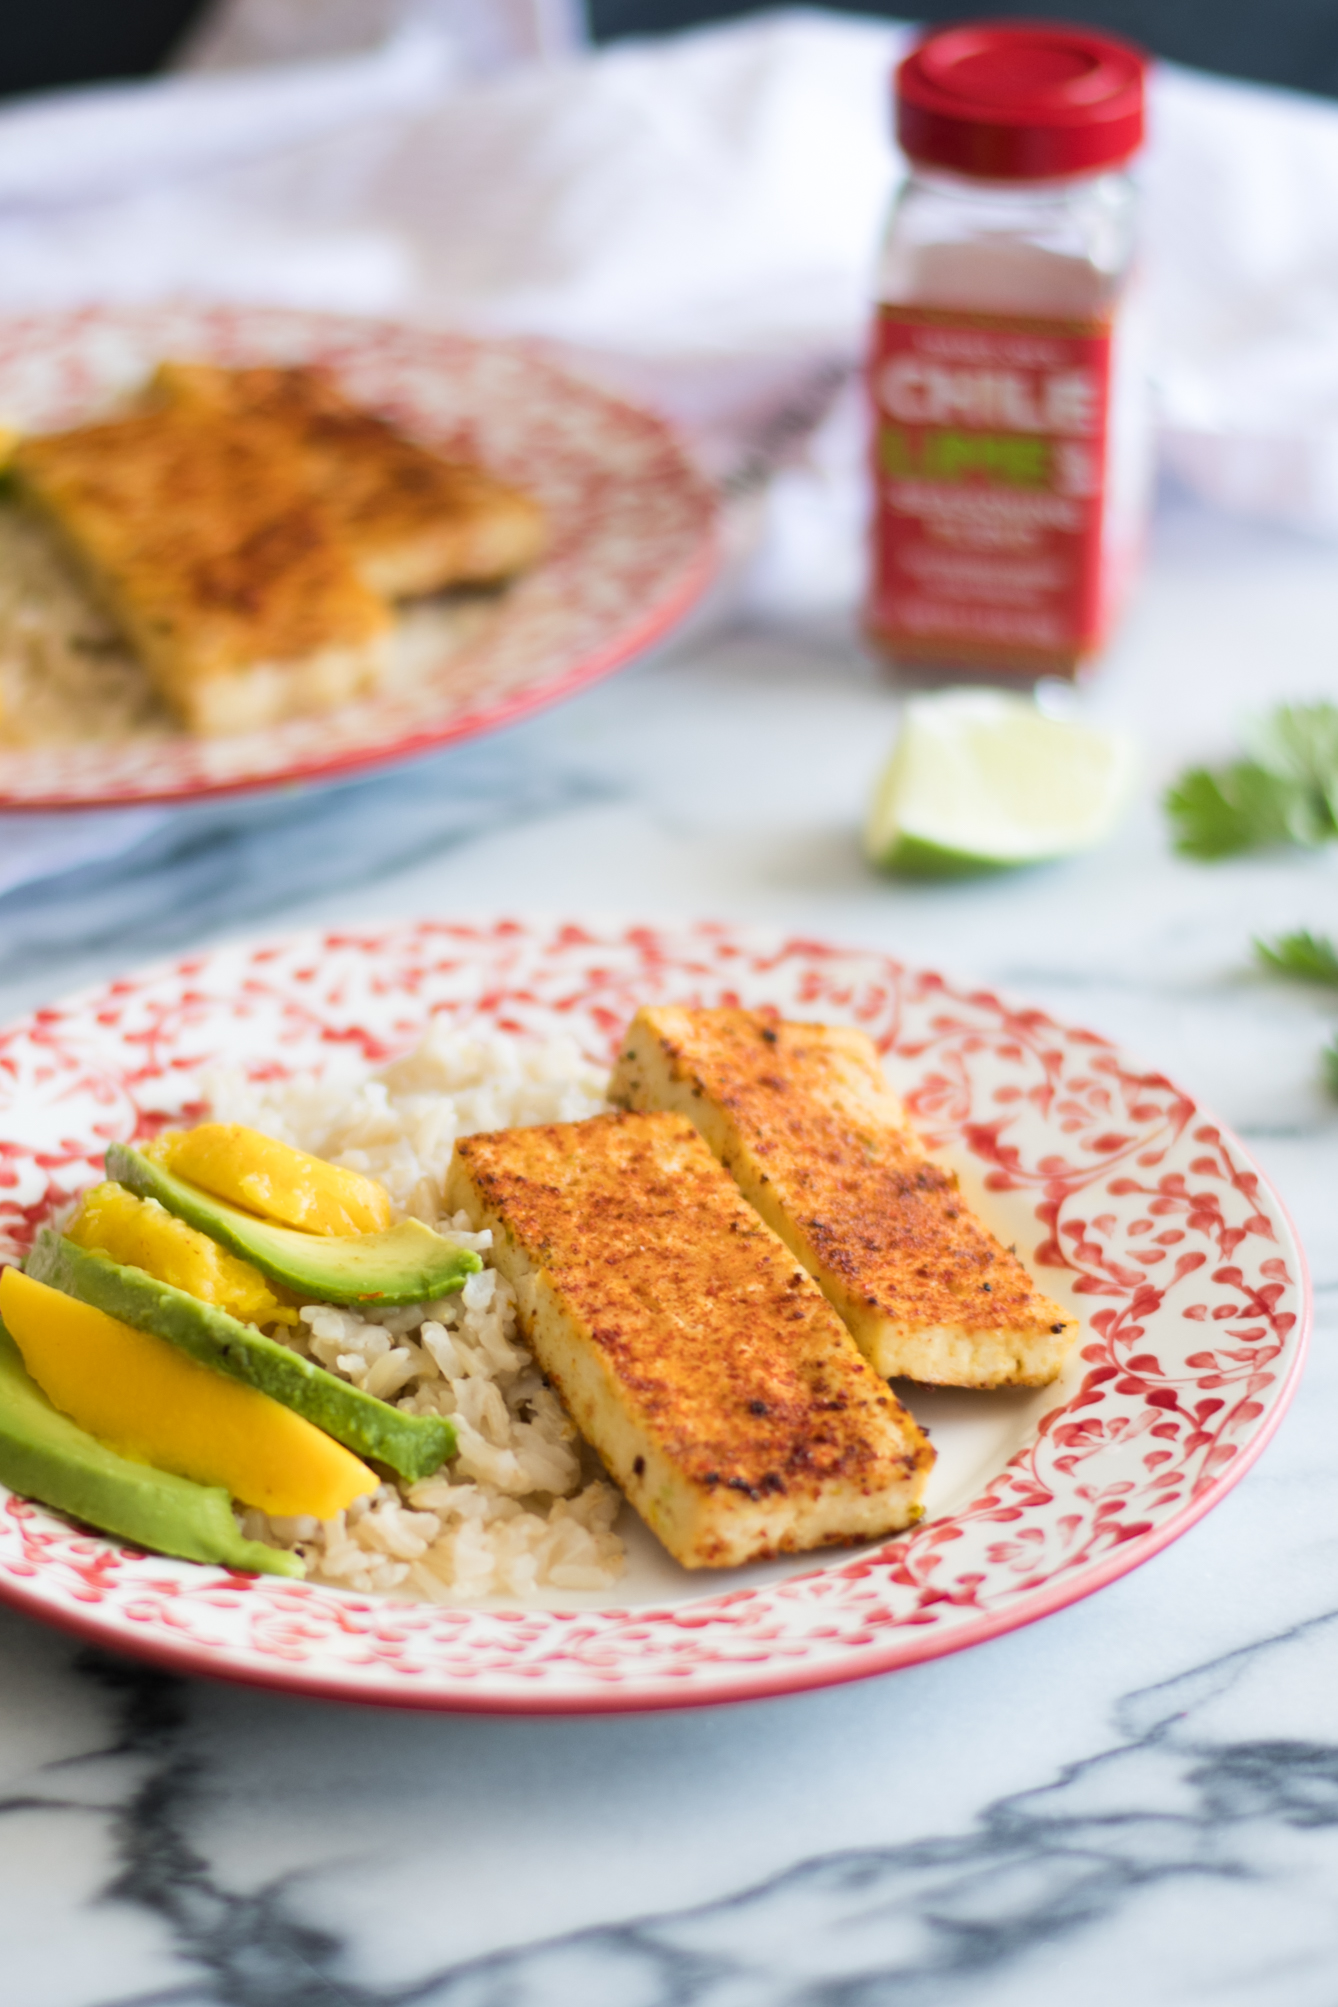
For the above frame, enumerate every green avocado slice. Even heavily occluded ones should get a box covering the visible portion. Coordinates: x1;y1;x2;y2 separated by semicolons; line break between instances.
26;1230;456;1484
105;1141;481;1306
0;1317;302;1576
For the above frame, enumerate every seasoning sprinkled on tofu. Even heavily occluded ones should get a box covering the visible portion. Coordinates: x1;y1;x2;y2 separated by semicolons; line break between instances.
611;1006;1079;1389
12;405;389;735
445;1109;932;1569
153;362;547;600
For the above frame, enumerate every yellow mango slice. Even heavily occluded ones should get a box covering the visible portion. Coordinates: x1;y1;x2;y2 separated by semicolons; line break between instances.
146;1124;392;1236
66;1182;297;1327
0;1267;374;1519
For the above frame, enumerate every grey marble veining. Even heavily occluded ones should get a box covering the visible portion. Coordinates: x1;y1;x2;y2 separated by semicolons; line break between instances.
1;483;1337;2003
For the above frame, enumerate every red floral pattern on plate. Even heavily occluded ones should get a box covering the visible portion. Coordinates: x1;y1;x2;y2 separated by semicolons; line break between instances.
0;922;1308;1711
0;306;718;809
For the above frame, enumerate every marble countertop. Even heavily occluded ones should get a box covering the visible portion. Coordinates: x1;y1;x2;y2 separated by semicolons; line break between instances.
3;482;1337;2006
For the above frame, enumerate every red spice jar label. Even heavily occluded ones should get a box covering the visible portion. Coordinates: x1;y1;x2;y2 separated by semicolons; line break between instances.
867;305;1114;676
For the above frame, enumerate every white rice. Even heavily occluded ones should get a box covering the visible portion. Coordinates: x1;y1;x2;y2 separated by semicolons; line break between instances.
204;1024;625;1601
0;505;171;745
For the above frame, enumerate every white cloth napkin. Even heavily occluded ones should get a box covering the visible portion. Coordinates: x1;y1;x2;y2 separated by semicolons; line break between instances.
1145;61;1338;535
179;0;585;77
3;6;1338;895
0;12;901;352
4;9;1338;518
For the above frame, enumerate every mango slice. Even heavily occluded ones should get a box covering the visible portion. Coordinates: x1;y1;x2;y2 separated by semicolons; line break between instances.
27;1227;455;1482
0;1321;302;1576
146;1124;392;1236
109;1141;477;1306
66;1182;296;1327
0;1268;375;1520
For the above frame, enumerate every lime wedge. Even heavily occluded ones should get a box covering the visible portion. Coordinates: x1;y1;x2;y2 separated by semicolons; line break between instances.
865;689;1135;876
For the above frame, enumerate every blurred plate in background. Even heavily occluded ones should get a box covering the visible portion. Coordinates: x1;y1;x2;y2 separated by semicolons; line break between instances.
0;304;719;809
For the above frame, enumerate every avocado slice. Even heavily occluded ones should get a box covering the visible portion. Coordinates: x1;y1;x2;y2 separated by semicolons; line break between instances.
106;1141;481;1306
0;1317;301;1576
27;1229;456;1483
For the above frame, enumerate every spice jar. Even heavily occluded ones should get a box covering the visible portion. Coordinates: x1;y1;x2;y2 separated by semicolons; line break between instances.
866;20;1150;681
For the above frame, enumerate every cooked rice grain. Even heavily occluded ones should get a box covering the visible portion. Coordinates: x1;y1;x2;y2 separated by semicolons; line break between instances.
214;1025;623;1600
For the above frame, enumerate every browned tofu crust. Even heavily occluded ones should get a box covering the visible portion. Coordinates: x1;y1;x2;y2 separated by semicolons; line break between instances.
446;1110;932;1569
611;1007;1078;1389
153;362;547;598
12;406;390;734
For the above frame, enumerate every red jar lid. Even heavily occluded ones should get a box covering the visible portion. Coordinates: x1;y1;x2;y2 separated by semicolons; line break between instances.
896;20;1146;181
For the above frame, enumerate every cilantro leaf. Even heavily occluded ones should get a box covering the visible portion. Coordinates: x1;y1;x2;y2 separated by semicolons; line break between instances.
1323;1034;1338;1099
1248;702;1338;828
1257;928;1338;1098
1256;930;1338;984
1165;762;1319;858
1166;700;1338;857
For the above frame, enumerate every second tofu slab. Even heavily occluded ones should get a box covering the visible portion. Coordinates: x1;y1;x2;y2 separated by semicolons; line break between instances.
446;1109;932;1570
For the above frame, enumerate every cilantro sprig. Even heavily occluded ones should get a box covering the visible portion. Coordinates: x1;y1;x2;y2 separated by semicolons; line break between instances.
1166;702;1338;857
1255;929;1338;984
1325;1039;1338;1098
1254;929;1338;1097
1164;707;1338;1091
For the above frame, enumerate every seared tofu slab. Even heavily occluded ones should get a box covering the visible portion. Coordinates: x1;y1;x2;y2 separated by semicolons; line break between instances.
13;406;390;735
445;1110;932;1569
154;362;547;599
611;1007;1078;1390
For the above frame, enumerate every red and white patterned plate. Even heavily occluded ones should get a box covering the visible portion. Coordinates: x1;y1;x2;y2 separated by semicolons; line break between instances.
0;305;718;809
0;920;1308;1711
